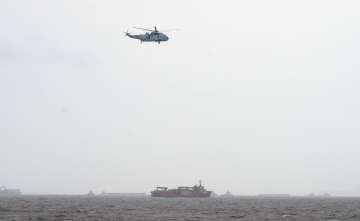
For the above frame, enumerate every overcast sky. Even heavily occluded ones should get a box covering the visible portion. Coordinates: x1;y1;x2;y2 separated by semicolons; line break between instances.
1;0;360;196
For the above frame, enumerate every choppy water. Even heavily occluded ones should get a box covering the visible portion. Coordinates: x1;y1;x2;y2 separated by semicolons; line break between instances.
0;196;359;221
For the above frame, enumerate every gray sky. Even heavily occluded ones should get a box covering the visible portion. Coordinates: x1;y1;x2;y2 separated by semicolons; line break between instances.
1;0;360;195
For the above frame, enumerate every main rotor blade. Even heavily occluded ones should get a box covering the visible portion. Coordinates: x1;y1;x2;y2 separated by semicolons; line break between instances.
133;27;154;32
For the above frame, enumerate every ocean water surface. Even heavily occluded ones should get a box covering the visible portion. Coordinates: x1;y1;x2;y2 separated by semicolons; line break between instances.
0;196;359;221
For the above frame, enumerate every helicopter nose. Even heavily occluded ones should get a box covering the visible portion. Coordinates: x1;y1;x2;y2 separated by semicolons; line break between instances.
164;36;169;41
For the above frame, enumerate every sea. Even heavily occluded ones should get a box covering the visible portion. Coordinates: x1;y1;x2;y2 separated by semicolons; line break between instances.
0;196;359;221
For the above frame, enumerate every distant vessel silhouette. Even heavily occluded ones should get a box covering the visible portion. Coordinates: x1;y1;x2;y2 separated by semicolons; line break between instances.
151;181;212;198
86;190;95;197
0;186;21;197
220;190;234;198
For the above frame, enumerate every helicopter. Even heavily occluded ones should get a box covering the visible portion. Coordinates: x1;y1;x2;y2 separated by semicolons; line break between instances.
125;26;170;44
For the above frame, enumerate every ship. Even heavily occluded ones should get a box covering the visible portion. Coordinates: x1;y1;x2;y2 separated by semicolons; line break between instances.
151;181;211;198
220;190;234;198
0;186;21;197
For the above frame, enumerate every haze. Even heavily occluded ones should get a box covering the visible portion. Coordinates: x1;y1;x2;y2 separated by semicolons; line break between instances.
1;0;360;196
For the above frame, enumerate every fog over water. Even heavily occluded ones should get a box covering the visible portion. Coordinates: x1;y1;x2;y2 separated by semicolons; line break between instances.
1;0;360;195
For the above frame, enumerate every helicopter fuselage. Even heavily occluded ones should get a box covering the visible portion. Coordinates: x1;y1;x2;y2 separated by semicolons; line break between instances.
126;31;169;43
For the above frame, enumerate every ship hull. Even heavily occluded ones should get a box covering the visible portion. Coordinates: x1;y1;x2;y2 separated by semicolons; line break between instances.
151;190;211;198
